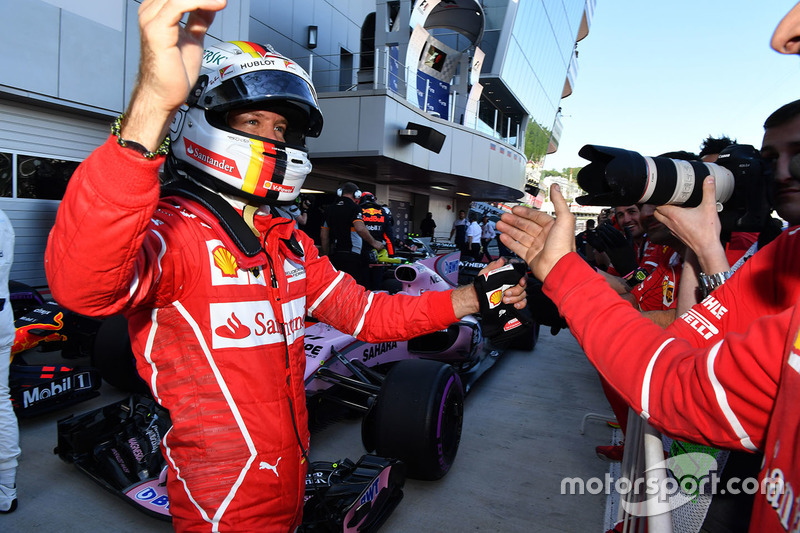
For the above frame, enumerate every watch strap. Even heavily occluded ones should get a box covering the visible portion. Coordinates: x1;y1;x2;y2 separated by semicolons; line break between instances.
698;270;732;298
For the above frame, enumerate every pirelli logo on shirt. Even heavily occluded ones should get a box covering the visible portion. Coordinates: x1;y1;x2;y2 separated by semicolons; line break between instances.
210;299;305;349
678;296;727;340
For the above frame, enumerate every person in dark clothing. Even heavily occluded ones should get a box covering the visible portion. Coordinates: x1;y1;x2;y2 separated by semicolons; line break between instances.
358;191;393;290
321;182;384;286
465;213;482;260
420;212;436;238
450;209;468;254
298;194;325;246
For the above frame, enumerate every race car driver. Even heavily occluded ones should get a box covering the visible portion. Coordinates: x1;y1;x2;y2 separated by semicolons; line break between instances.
44;1;526;531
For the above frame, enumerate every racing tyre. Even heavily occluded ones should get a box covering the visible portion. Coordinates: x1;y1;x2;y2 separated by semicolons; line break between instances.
362;359;464;480
91;315;149;393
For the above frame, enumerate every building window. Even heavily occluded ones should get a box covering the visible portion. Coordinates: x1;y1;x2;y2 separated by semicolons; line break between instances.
17;155;79;200
339;48;354;91
0;153;11;197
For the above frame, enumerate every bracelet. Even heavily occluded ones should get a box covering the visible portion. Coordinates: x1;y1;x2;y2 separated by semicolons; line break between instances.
111;114;170;159
698;270;732;298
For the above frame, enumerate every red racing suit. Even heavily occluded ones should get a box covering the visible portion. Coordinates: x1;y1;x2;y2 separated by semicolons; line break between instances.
542;227;800;532
45;138;458;532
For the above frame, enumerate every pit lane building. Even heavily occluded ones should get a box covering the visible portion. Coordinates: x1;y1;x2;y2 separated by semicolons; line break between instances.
0;0;594;286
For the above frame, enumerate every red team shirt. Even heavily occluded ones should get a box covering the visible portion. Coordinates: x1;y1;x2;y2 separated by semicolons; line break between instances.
544;227;800;532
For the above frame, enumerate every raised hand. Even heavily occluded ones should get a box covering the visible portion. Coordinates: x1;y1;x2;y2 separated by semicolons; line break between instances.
496;184;576;282
122;0;227;150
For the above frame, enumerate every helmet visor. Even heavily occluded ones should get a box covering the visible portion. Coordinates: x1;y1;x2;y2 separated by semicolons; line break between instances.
202;70;322;137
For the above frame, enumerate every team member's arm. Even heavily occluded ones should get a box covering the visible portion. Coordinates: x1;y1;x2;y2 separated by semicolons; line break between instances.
497;184;780;450
303;238;525;342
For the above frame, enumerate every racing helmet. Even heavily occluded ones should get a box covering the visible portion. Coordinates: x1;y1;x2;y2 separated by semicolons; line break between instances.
169;41;323;202
359;191;377;204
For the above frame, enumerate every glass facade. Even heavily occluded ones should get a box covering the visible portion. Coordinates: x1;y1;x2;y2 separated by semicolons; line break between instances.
292;1;588;159
478;0;588;158
505;0;578;124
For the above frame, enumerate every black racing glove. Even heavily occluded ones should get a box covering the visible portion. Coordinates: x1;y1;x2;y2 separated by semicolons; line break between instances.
473;262;533;347
596;223;639;279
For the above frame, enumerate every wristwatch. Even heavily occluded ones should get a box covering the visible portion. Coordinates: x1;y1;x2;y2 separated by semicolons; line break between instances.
698;270;733;298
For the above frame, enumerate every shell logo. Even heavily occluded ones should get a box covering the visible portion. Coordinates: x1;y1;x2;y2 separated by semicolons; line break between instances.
213;246;239;277
488;289;503;306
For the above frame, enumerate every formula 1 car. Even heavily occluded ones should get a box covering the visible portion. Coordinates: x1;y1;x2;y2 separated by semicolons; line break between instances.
305;251;483;481
55;394;406;532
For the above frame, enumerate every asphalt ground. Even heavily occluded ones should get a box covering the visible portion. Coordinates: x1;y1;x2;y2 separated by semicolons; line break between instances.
2;328;613;532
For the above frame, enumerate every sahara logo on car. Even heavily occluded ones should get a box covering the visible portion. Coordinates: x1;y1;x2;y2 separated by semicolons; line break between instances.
362;342;398;361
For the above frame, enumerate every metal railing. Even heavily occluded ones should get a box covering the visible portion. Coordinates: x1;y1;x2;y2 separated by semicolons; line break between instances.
606;409;673;533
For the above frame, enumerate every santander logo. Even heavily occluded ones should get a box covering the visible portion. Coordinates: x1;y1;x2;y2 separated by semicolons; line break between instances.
185;139;240;178
215;313;251;339
210;300;306;349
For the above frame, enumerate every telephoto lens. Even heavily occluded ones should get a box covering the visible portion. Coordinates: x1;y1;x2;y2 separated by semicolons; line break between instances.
575;145;734;207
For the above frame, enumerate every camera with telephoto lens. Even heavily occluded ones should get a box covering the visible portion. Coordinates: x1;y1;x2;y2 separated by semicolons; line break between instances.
575;144;773;232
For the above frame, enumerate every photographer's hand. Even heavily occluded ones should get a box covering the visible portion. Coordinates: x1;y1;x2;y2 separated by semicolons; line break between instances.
655;176;730;274
497;184;575;282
